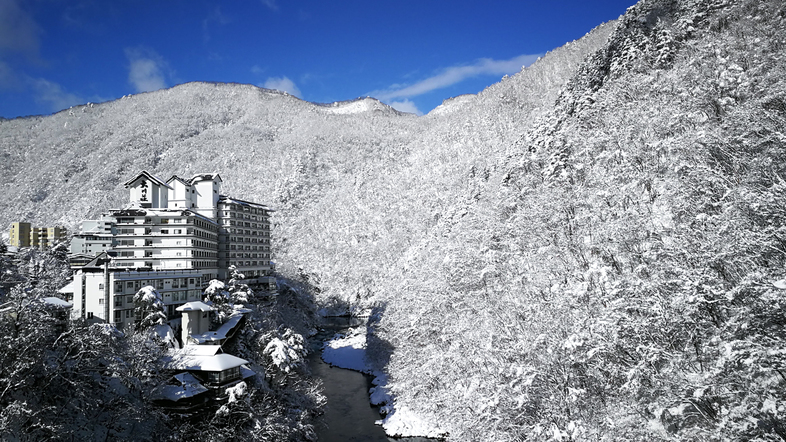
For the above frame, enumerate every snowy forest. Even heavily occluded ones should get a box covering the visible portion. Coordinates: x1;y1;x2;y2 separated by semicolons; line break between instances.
2;0;786;440
0;242;325;440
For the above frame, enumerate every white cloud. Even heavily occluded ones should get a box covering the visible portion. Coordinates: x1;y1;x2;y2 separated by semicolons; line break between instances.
262;76;301;98
260;0;278;11
125;48;168;93
30;78;82;112
371;53;543;101
0;0;41;62
388;99;422;115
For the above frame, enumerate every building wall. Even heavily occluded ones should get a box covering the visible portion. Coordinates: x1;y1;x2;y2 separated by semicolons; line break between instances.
70;219;116;255
167;179;193;209
9;222;31;247
111;210;219;281
70;235;114;255
22;225;66;248
72;268;203;329
192;176;221;219
127;175;170;209
217;199;273;280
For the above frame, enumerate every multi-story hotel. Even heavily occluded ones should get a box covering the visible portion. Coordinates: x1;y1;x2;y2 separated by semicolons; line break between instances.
69;170;275;328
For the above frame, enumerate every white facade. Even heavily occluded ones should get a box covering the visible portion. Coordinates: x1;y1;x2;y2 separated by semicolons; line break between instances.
72;260;203;328
69;219;115;255
110;209;219;281
191;174;221;219
167;176;193;209
125;171;171;209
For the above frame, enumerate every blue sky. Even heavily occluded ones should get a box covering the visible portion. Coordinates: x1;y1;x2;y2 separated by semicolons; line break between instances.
0;0;636;118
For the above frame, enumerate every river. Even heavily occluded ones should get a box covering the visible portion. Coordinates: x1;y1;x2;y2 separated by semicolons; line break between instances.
308;317;437;442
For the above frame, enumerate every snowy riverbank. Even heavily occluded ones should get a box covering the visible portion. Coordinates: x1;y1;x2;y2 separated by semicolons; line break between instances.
321;325;447;439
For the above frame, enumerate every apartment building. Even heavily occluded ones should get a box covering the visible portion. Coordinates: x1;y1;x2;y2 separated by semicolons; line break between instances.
8;222;66;248
110;208;219;282
9;222;31;247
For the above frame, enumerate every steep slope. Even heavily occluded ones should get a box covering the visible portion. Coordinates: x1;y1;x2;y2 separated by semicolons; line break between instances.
376;0;786;440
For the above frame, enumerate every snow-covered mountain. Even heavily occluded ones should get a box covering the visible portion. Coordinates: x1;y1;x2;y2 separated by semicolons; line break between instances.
2;0;786;439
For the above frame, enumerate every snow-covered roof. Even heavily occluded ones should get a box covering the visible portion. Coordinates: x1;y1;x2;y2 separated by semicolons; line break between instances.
168;352;249;372
166;175;191;186
152;372;209;402
41;297;73;309
188;312;246;344
189;173;222;184
176;301;214;312
218;195;273;211
180;345;223;357
58;281;75;294
123;170;173;189
200;354;248;371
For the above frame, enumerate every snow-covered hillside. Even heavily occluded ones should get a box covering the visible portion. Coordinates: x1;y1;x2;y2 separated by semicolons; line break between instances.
3;0;786;439
318;97;401;115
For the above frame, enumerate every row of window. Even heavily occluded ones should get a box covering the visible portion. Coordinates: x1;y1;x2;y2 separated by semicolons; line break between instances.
227;260;270;267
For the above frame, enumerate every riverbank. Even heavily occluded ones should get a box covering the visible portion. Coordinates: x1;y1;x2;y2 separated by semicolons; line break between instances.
319;321;447;440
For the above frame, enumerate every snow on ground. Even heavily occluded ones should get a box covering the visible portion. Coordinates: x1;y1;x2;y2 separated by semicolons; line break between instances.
377;405;448;439
321;326;447;439
321;327;370;373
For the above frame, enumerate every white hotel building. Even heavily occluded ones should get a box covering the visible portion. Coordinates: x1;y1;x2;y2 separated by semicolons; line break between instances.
70;171;274;329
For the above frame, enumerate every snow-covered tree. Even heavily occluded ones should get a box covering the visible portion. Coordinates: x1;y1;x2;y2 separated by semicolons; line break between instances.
133;285;166;330
261;327;307;381
227;265;253;304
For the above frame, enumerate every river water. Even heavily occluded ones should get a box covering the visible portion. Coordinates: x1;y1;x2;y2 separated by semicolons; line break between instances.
308;317;436;442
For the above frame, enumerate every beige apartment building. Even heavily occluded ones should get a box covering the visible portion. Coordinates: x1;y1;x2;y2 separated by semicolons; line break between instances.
8;222;66;248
